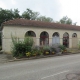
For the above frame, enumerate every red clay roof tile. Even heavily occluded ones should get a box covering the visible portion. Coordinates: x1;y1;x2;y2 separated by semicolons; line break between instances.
2;18;80;31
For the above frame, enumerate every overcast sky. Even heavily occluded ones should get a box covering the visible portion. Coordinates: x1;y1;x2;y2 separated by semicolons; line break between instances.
0;0;80;25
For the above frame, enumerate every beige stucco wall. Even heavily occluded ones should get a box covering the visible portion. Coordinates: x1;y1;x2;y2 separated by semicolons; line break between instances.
2;25;80;52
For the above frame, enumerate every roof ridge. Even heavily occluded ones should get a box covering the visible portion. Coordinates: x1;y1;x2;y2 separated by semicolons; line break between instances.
2;18;80;31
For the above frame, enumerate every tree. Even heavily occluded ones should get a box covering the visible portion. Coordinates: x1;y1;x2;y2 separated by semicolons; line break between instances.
0;8;11;26
13;9;21;18
22;8;39;20
56;16;77;25
0;8;21;26
37;16;53;22
0;8;21;46
59;16;72;25
22;8;53;22
31;12;39;20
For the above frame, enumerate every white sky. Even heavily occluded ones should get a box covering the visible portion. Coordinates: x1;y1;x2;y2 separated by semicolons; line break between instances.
0;0;80;25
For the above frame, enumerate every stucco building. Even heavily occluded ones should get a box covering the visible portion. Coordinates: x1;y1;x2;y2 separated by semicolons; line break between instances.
1;18;80;52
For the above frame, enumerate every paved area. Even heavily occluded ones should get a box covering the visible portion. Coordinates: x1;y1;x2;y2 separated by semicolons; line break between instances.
0;53;8;63
63;73;80;80
0;53;13;63
0;54;80;80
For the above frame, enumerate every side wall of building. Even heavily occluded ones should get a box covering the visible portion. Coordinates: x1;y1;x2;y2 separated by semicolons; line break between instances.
2;26;80;52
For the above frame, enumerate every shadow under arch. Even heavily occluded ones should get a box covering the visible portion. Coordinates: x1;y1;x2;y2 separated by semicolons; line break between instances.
72;33;77;37
40;31;49;46
63;32;69;48
25;30;36;37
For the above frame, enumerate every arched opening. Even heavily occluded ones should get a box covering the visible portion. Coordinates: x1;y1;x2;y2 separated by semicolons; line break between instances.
52;32;60;45
25;31;36;37
63;32;69;47
72;33;77;37
40;31;49;46
72;33;78;48
25;31;36;46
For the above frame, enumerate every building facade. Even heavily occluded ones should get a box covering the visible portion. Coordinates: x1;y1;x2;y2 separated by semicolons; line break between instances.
2;19;80;52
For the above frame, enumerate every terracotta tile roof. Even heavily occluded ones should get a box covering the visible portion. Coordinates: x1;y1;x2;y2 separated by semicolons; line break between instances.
2;18;80;31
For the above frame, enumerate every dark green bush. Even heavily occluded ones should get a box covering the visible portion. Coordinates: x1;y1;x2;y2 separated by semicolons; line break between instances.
43;46;50;55
59;45;66;51
43;46;50;51
31;47;43;56
11;36;34;57
50;47;56;53
24;37;33;46
24;37;34;53
31;49;37;56
11;41;26;57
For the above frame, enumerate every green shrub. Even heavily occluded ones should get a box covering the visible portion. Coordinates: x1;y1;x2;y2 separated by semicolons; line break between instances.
31;49;37;56
50;47;56;53
26;52;31;57
59;45;66;51
11;39;26;57
24;37;33;46
11;36;34;57
43;46;50;55
39;47;44;55
43;46;50;51
24;37;34;53
29;46;43;56
38;49;43;56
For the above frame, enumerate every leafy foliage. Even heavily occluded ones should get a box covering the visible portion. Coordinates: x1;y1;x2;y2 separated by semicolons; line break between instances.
24;37;33;46
0;8;21;26
43;46;50;55
57;16;77;25
26;52;31;57
60;16;72;24
36;16;53;22
43;46;50;51
11;36;34;57
11;35;66;58
22;8;39;20
59;45;66;51
11;36;26;57
50;47;56;53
